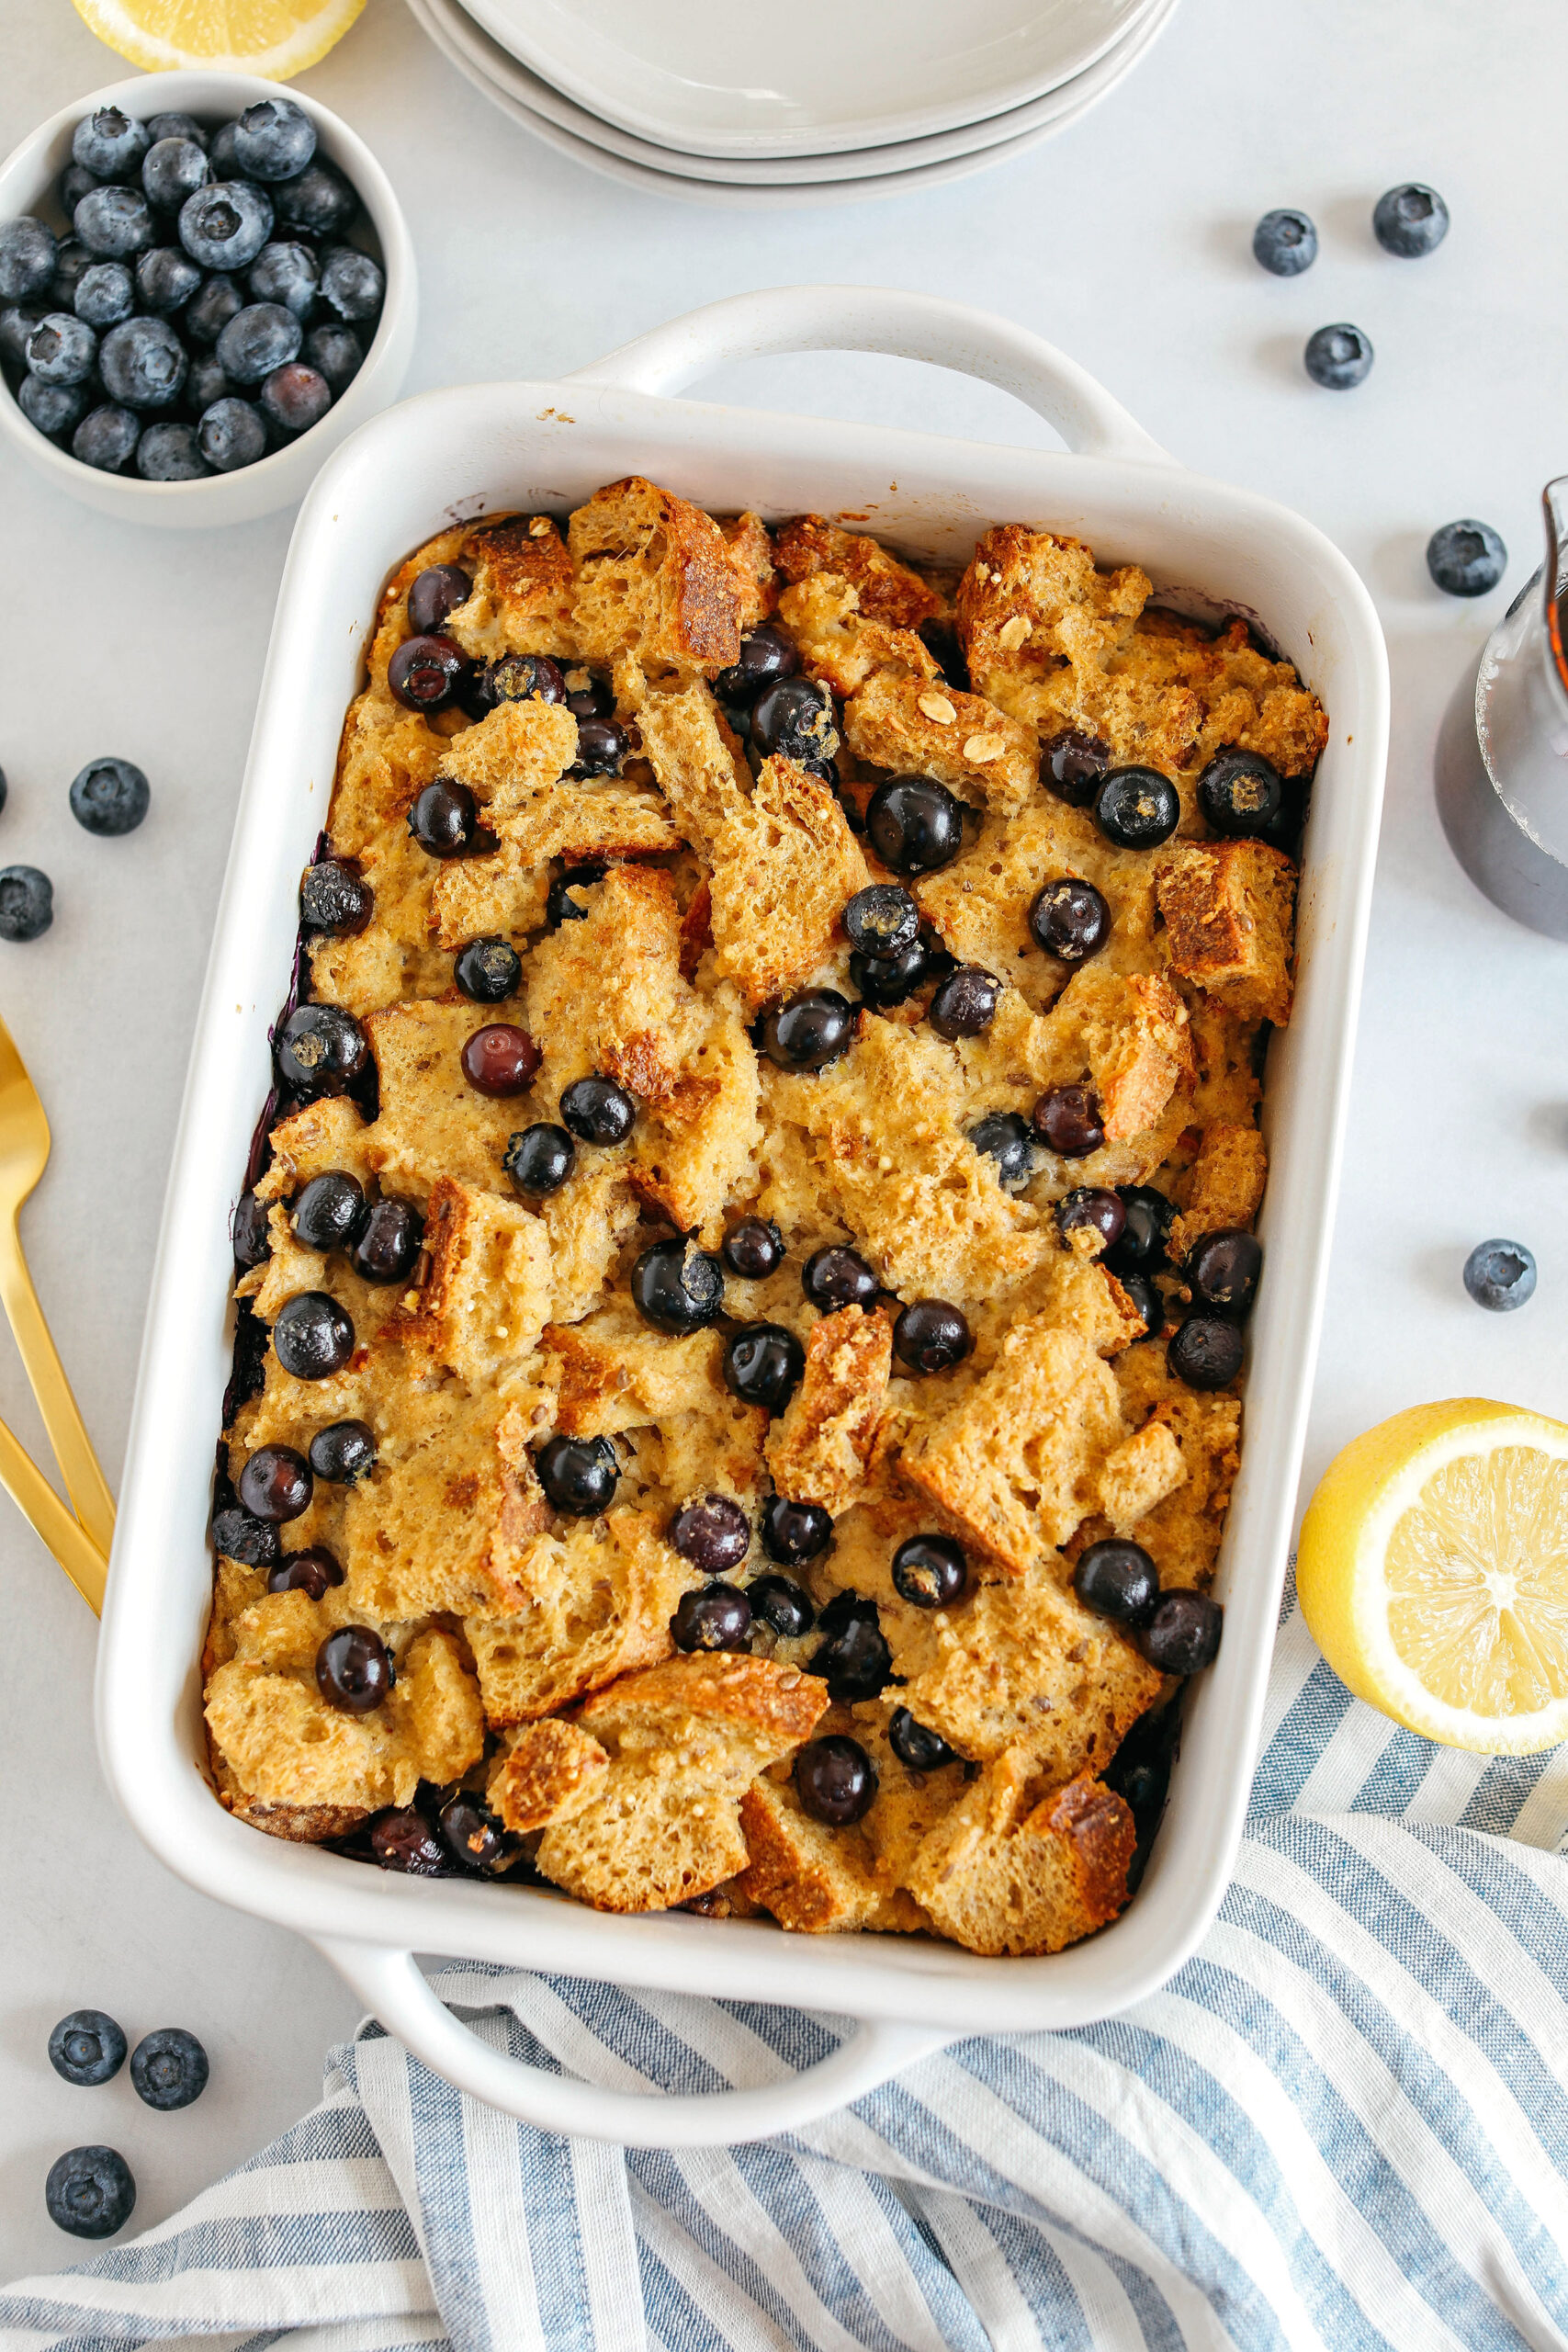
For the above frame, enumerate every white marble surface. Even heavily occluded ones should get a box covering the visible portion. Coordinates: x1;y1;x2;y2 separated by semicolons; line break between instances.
4;0;1567;2279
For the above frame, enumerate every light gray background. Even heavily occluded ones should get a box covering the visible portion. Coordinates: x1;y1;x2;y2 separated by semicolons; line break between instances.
3;0;1564;2279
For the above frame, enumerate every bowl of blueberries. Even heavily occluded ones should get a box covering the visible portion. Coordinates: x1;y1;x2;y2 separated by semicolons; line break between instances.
0;69;416;525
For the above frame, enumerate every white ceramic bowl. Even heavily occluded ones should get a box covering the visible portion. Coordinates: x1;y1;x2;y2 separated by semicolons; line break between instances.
98;288;1390;2146
0;69;417;527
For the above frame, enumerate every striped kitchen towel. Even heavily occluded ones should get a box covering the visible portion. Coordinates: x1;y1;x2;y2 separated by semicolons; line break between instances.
6;1573;1568;2352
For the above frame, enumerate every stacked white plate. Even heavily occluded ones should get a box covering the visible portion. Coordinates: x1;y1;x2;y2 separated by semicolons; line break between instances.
403;0;1181;209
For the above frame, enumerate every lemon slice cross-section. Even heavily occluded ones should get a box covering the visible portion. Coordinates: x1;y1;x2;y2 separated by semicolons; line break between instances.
73;0;367;79
1297;1399;1568;1754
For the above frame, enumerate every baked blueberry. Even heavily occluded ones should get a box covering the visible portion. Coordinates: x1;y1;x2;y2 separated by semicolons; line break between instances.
482;650;565;706
1373;182;1449;258
807;1593;891;1700
73;260;133;328
865;775;964;874
237;1442;312;1521
631;1236;725;1333
260;361;331;434
1187;1228;1262;1314
215;300;300;384
130;2028;209;2111
136;421;209;480
454;934;521;1001
299;857;372;935
266;1544;344;1600
99;314;186;408
73;106;152;183
850;937;930;1008
197;395;266;471
802;1245;878;1310
320;245;384;322
290;1170;367;1251
25;311;96;385
671;1583;752;1653
1074;1538;1159;1624
1252;208;1317;275
45;2145;135;2239
370;1809;449;1875
17;376;85;437
304;321;363;390
274;1002;367;1097
73;401;141;472
405;562;472;637
751;675;838;763
1138;1589;1223;1674
1056;1187;1125;1252
179;182;275;271
186;269;243;344
350;1197;423;1285
928;965;999;1039
1304;323;1373;390
1168;1314;1245;1388
1463;1238;1537;1311
888;1706;954;1771
309;1419;377;1484
1117;1271;1164;1340
274;159;358;238
1106;1186;1175;1274
546;869;599;927
560;1075;637;1146
1095;766;1179;850
537;1433;618;1516
1029;877;1111;963
760;1494;831;1564
1042;728;1111;806
724;1322;806;1410
0;866;53;942
74;186;155;259
0;216;56;301
565;677;615;721
408;774;481;848
1032;1085;1104;1159
233;96;317;182
892;1532;967;1608
49;2009;128;2087
141;135;210;213
231;1189;271;1270
748;1572;815;1636
761;988;854;1071
722;1216;784;1279
210;1505;280;1566
1197;748;1285;839
504;1124;576;1197
570;717;630;777
438;1794;518;1876
714;622;798;705
842;882;919;958
1427;520;1507;598
460;1023;540;1097
272;1291;355;1379
892;1298;972;1374
794;1734;876;1824
968;1110;1035;1190
915;617;969;689
317;1625;393;1713
669;1494;750;1575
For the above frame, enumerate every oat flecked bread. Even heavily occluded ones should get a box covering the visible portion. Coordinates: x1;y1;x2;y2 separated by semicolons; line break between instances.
204;481;1321;1961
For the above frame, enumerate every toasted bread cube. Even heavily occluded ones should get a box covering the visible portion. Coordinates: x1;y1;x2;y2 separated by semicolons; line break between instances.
764;1306;891;1518
1030;966;1196;1145
465;1510;700;1725
488;1718;611;1833
721;511;778;628
1094;1416;1189;1532
631;1001;761;1241
1169;1121;1268;1259
423;695;576;806
545;1306;728;1438
1129;613;1330;778
844;669;1038;818
1113;1348;1242;1590
904;1754;1135;1956
773;515;942;628
632;679;751;852
1156;840;1296;1026
706;755;869;1009
569;476;748;673
443;513;579;663
363;995;532;1194
737;1778;924;1934
400;1177;554;1386
309;922;455;1019
777;575;939;700
328;702;446;858
341;1389;550;1620
956;526;1150;688
525;864;706;1111
254;1095;377;1203
535;1158;642;1327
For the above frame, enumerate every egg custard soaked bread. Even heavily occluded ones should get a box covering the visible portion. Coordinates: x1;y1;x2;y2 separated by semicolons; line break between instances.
203;481;1325;1958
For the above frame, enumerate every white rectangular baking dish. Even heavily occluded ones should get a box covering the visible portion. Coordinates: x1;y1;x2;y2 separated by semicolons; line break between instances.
97;288;1389;2148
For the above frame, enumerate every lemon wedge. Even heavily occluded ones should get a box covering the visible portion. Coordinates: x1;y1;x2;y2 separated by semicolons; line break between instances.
1297;1398;1568;1753
72;0;366;79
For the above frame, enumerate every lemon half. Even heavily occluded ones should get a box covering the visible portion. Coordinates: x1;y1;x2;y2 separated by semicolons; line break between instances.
72;0;367;79
1297;1399;1568;1754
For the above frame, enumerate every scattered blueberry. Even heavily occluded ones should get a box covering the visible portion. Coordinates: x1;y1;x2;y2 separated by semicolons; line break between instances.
724;1321;806;1410
74;185;155;260
185;270;243;344
48;238;92;308
1304;323;1373;390
370;1808;449;1875
186;355;231;424
1032;1084;1104;1159
795;1734;876;1824
350;1197;423;1285
1187;1228;1262;1314
1030;876;1111;962
1074;1537;1159;1624
570;716;630;777
807;1593;891;1700
1198;750;1284;838
565;676;615;722
631;1235;724;1333
135;244;203;315
48;2010;128;2087
851;935;930;1007
438;1793;518;1876
892;1297;972;1373
484;650;565;706
504;1123;576;1197
319;244;384;322
272;1290;355;1379
58;164;101;216
892;1533;967;1608
198;395;266;471
210;1505;281;1566
291;1168;368;1250
714;623;798;705
231;1189;271;1269
268;1544;344;1600
237;1442;312;1521
0;216;56;302
1117;1271;1164;1340
300;857;373;935
207;120;243;176
865;775;964;874
671;1582;752;1653
1106;1186;1175;1274
722;1216;784;1279
560;1074;637;1146
1138;1589;1224;1674
1252;208;1317;276
17;374;85;436
141;136;210;214
260;359;331;434
751;675;838;763
233;96;317;183
455;934;520;1000
309;1419;377;1484
407;562;472;636
316;1624;393;1713
842;882;919;958
1095;766;1179;850
391;639;468;716
928;964;999;1040
802;1245;878;1311
748;1571;815;1636
669;1494;750;1575
178;182;275;272
304;320;363;390
274;1001;367;1097
274;158;358;238
129;2027;209;2111
460;1021;540;1097
0;304;40;368
760;1494;832;1563
73;259;134;328
1462;1238;1537;1312
1427;520;1507;598
0;865;52;941
73;107;151;184
1168;1314;1245;1388
25;311;95;384
137;419;209;480
1057;1186;1126;1251
1043;728;1111;806
99;313;187;408
537;1433;619;1516
761;988;854;1071
888;1706;954;1771
1372;183;1449;258
45;2145;135;2239
968;1110;1035;1189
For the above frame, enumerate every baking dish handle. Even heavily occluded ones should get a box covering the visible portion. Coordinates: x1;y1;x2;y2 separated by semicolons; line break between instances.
316;1938;953;2147
567;285;1173;466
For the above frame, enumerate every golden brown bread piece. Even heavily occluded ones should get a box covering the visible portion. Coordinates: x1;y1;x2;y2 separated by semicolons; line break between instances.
903;1754;1136;1956
399;1176;554;1387
465;1510;699;1725
774;515;942;628
1170;1122;1269;1260
705;755;869;1010
763;1306;892;1518
569;476;750;673
777;576;939;700
1156;840;1296;1026
844;669;1037;819
488;1717;610;1832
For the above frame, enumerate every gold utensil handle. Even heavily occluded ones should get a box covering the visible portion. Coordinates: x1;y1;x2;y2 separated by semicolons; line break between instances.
0;1409;107;1613
0;1225;116;1558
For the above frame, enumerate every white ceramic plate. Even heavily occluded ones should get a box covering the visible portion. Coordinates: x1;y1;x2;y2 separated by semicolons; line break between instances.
426;0;1178;187
458;0;1156;158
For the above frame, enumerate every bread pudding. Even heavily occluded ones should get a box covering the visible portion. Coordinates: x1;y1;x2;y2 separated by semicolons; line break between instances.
202;479;1325;1957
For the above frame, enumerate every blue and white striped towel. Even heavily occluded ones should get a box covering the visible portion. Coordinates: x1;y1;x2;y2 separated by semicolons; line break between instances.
6;1572;1568;2352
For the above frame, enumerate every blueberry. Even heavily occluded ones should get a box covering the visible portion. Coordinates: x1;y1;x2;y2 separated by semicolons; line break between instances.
928;964;999;1040
291;1168;368;1250
543;873;597;935
454;934;521;1001
865;775;964;875
17;375;86;438
1030;876;1111;962
560;1074;637;1146
713;622;798;705
671;1582;752;1653
537;1433;618;1516
137;420;209;481
0;217;56;301
392;638;468;716
724;1321;806;1410
73;185;155;260
1032;1084;1104;1159
208;124;243;176
892;1297;972;1374
1074;1537;1159;1623
59;164;102;216
179;182;275;272
260;360;331;435
407;563;473;636
1427;520;1507;599
795;1734;876;1824
1138;1589;1224;1674
310;1419;377;1483
1252;207;1317;275
842;882;919;957
48;238;93;310
268;1544;344;1600
888;1706;954;1770
73;259;133;328
407;775;481;853
48;2009;128;2087
748;1571;815;1636
1106;1185;1175;1274
273;1290;355;1379
198;395;266;471
210;1505;280;1566
99;314;187;409
1042;728;1111;806
274;159;358;237
1372;183;1449;258
1198;750;1284;838
571;717;630;777
1057;1186;1126;1251
45;2145;135;2238
760;1493;831;1563
237;1442;312;1521
632;1235;724;1333
275;1001;367;1097
1117;1271;1164;1340
892;1533;967;1608
801;1244;878;1312
73;106;151;184
25;311;96;385
751;675;838;763
0;303;41;368
300;857;373;935
234;96;318;182
1187;1228;1262;1314
371;1808;450;1875
669;1494;750;1575
129;2027;209;2111
142;136;211;213
319;244;384;322
305;320;364;390
459;1023;538;1102
1095;766;1179;850
231;1191;271;1270
186;270;243;345
504;1123;576;1197
851;936;931;1008
316;1624;393;1713
968;1110;1035;1190
136;243;203;314
1168;1314;1245;1388
0;865;52;941
482;650;565;706
350;1197;423;1284
722;1216;784;1279
1304;323;1373;390
146;111;209;149
1463;1238;1537;1312
807;1592;891;1700
217;300;301;386
438;1793;519;1876
761;987;854;1071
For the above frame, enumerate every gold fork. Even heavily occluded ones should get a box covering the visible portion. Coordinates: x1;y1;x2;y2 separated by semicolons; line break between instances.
0;1012;117;1575
0;1411;107;1611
